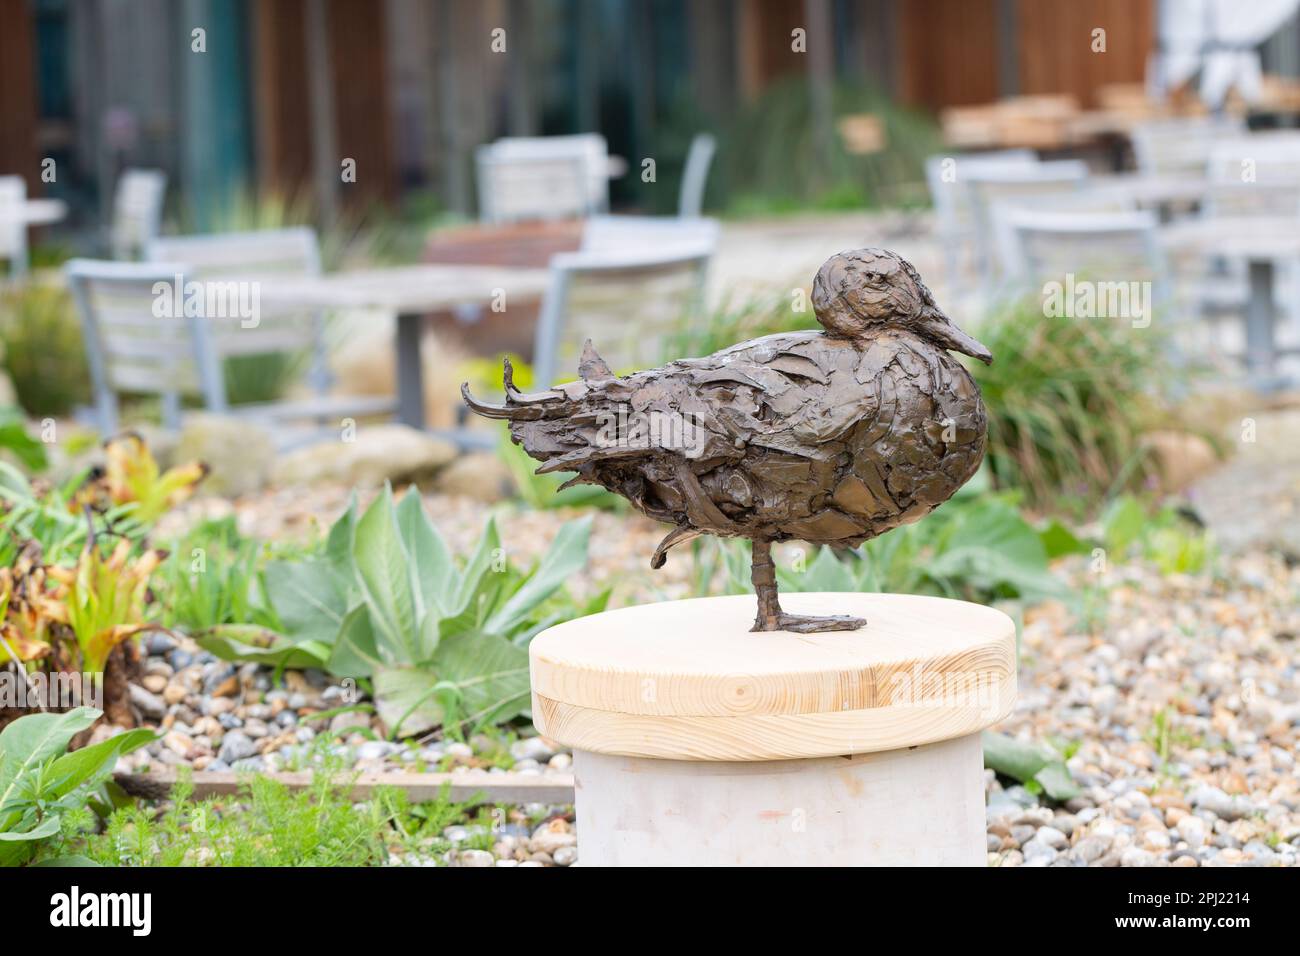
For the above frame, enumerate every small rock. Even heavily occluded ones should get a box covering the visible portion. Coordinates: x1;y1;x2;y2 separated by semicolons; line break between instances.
552;845;578;866
218;731;257;764
530;818;577;854
511;737;557;763
1035;826;1069;849
129;684;166;720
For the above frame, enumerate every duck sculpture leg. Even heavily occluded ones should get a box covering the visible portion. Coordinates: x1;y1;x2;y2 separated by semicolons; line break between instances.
749;539;866;633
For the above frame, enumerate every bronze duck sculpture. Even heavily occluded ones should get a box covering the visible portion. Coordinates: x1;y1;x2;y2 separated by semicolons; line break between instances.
463;248;992;633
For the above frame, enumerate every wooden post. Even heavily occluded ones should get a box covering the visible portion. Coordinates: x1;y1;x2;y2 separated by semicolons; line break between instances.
531;592;1016;866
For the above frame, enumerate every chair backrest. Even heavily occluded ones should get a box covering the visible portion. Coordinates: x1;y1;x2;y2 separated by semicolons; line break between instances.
145;227;323;360
1001;208;1171;322
966;160;1089;280
925;149;1038;240
533;216;719;387
476;150;593;224
110;168;167;260
678;133;717;218
1130;115;1247;177
65;258;225;429
1204;136;1300;216
477;134;609;224
0;175;29;279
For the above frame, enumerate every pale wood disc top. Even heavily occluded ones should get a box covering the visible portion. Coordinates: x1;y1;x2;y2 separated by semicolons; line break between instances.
531;593;1016;761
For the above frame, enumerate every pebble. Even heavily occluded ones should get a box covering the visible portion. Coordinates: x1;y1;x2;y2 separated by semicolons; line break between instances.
129;684;167;720
552;846;578;866
218;731;257;764
530;819;577;854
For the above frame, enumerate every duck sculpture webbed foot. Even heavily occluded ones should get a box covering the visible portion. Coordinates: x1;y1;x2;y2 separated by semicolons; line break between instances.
758;610;868;634
749;539;867;634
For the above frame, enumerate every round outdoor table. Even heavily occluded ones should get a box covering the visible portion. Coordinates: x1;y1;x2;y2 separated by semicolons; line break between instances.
531;592;1017;866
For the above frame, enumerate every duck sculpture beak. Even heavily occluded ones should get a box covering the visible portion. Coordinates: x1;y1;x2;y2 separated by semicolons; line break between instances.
916;307;993;365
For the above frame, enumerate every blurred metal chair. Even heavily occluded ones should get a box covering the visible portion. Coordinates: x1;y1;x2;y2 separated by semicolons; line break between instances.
476;134;610;224
925;149;1038;291
532;215;720;388
679;133;717;218
1002;207;1194;368
0;175;30;280
965;160;1090;292
1130;115;1247;178
146;228;396;432
67;259;213;433
110;168;167;261
1205;137;1300;216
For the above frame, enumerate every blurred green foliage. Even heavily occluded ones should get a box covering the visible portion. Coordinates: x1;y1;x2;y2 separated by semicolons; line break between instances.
0;284;90;418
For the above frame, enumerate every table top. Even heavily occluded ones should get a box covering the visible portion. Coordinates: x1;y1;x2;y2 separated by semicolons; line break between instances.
1161;216;1300;261
255;263;551;312
530;593;1017;760
0;198;68;226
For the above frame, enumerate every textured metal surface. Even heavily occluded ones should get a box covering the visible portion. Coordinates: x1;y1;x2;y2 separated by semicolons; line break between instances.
464;249;992;632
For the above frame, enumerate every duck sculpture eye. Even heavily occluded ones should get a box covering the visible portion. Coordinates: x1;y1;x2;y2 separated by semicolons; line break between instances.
463;248;992;633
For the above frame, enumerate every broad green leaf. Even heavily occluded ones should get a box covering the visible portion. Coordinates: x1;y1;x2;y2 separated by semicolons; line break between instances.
46;728;156;798
264;559;349;642
372;667;445;737
352;487;419;664
0;414;47;471
372;629;530;738
1037;518;1088;559
1102;495;1146;556
196;625;329;670
0;708;101;815
780;545;859;593
429;630;531;729
396;488;456;623
327;605;385;678
0;815;60;842
325;497;358;573
982;730;1080;802
485;516;592;636
450;516;502;618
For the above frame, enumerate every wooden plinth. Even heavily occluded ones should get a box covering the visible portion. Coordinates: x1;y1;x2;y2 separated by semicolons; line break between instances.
531;592;1016;762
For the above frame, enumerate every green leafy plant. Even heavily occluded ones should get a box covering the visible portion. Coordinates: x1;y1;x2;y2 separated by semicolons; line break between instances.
1100;495;1211;575
717;77;941;215
88;770;490;867
0;707;154;866
0;409;46;472
154;517;279;633
46;539;164;677
0;284;90;418
697;473;1066;606
200;489;603;737
970;297;1182;508
982;730;1081;802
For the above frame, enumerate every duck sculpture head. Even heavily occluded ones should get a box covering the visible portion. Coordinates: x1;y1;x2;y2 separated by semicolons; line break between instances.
464;248;992;633
812;248;992;364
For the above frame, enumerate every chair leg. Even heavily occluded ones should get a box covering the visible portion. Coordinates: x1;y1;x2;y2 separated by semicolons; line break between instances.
161;391;181;430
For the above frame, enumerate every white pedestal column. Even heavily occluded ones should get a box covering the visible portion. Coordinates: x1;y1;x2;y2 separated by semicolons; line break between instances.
531;592;1016;867
574;734;987;866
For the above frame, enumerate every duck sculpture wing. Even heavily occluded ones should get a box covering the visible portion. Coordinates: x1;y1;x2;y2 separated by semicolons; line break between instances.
462;328;984;567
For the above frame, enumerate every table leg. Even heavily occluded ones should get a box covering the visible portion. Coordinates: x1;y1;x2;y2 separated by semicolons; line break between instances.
1245;260;1278;388
395;310;426;430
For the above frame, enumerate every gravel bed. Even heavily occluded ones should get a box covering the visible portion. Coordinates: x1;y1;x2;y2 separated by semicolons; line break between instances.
137;485;1300;867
